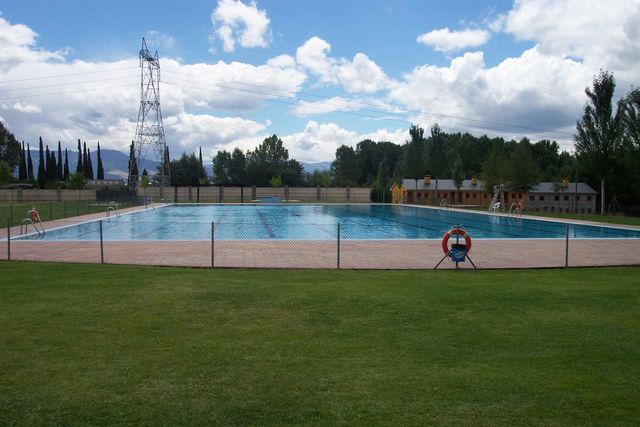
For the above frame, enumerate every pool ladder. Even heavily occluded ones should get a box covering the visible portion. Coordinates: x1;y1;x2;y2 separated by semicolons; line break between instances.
106;201;120;218
20;208;46;236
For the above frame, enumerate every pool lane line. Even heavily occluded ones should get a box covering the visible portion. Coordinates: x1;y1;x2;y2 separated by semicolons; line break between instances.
256;206;276;238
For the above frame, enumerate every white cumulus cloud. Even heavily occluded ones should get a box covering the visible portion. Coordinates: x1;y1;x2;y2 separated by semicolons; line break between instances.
296;37;389;93
210;0;271;52
417;27;491;52
494;0;640;83
0;16;66;71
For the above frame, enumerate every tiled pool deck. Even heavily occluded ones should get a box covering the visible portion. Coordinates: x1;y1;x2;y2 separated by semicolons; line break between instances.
1;204;639;269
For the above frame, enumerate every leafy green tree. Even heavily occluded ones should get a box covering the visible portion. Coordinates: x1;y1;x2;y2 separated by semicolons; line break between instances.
140;174;150;190
451;154;465;205
67;172;86;190
170;152;205;187
480;146;507;194
0;121;21;173
395;124;426;179
230;148;246;186
427;123;448;204
304;169;330;187
330;145;360;186
371;158;392;203
0;160;12;184
574;71;625;215
355;139;403;185
504;142;540;191
245;135;302;185
212;150;232;185
269;175;283;188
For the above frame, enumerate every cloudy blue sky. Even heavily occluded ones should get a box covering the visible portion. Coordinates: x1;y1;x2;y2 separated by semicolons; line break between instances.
0;0;639;164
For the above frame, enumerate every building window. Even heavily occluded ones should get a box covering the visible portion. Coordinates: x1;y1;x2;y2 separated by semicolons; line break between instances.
539;196;544;201
564;195;569;201
484;194;488;199
551;207;555;212
473;193;477;199
576;196;581;201
543;206;548;212
588;208;592;213
466;193;469;199
529;195;534;201
518;193;522;199
554;195;560;201
587;196;592;201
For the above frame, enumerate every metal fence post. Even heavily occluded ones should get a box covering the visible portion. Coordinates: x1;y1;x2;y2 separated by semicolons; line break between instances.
7;219;10;261
211;222;216;268
565;223;569;268
49;201;52;221
337;223;341;269
99;220;104;264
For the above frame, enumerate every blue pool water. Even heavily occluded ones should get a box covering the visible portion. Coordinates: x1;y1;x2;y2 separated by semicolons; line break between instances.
15;204;640;241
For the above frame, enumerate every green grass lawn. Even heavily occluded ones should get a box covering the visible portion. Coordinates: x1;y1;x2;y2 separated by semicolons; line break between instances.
1;263;639;425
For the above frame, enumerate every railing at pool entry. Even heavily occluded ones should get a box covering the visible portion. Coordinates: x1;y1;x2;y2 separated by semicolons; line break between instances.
3;218;640;269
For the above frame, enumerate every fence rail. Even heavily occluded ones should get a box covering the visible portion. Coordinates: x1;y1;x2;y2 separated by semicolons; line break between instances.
3;218;639;269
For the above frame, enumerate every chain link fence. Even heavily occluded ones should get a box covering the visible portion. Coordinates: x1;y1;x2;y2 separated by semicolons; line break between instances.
2;213;639;269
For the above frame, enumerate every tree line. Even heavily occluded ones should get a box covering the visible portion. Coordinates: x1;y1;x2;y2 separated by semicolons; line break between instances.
0;126;106;189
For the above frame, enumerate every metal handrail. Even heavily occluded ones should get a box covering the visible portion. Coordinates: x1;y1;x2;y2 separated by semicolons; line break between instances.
20;209;45;235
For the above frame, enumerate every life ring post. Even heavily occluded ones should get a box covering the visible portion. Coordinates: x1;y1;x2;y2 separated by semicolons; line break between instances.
435;225;477;270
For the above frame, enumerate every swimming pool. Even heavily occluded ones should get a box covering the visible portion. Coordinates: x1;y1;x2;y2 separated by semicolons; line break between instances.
14;204;640;241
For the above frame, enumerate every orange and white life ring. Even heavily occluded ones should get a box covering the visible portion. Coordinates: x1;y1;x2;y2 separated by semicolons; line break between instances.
441;227;472;254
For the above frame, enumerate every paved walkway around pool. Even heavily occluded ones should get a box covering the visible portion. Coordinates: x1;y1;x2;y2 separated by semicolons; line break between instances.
1;204;639;269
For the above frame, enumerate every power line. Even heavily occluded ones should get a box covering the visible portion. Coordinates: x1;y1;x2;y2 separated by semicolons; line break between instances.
0;83;138;102
0;75;137;93
0;66;138;85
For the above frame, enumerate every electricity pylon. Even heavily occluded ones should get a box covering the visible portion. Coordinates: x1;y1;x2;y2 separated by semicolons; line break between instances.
130;37;169;189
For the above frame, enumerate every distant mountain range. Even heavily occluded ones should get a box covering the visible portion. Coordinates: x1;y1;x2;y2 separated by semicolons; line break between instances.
24;149;331;180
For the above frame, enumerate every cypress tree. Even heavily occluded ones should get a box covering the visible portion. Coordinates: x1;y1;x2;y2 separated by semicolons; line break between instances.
96;142;104;179
130;142;138;177
18;141;27;181
50;150;57;182
27;143;34;182
45;145;52;181
82;142;88;177
164;146;170;176
64;148;70;181
37;137;45;189
57;141;63;180
76;139;83;173
86;149;94;180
